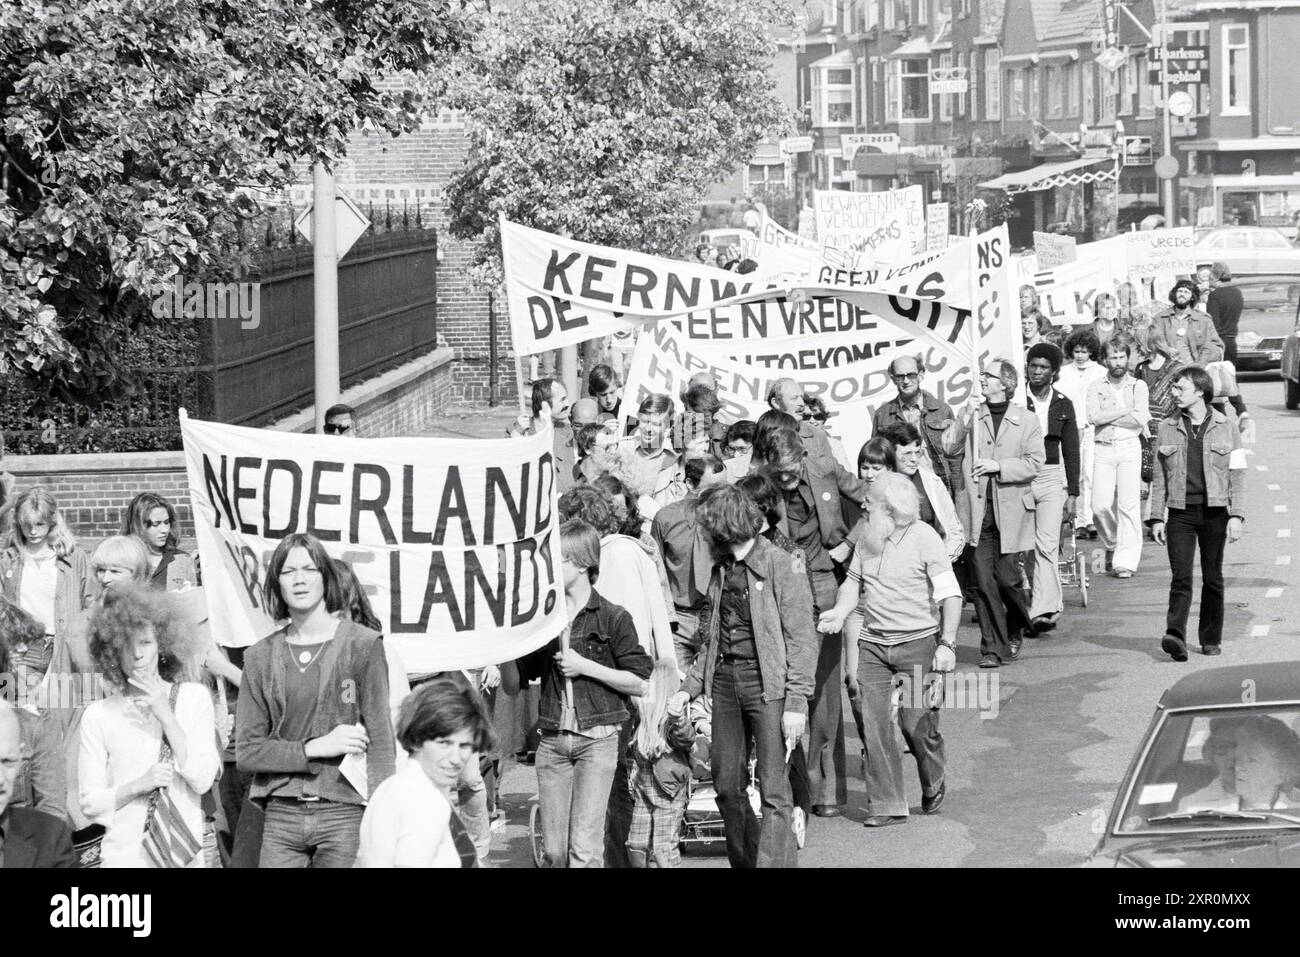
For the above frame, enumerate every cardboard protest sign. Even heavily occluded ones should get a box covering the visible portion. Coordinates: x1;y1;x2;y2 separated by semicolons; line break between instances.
1033;231;1078;269
926;203;950;252
813;186;925;259
1124;227;1195;279
180;413;566;673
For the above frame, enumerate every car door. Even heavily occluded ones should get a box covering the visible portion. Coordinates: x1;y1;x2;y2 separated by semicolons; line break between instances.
1251;229;1298;274
1218;230;1253;274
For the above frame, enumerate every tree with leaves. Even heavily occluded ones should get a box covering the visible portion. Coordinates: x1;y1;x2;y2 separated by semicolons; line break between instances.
445;0;794;282
1;0;474;401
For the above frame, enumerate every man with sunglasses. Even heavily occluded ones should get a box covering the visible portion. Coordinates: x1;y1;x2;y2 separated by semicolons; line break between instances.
322;404;357;437
871;355;963;498
941;361;1044;669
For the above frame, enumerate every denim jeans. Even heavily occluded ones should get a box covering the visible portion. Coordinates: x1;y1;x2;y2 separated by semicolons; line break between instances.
535;730;620;868
672;610;702;672
711;660;796;868
603;721;634;868
970;505;1032;661
806;569;846;808
856;638;945;817
1165;505;1229;648
217;761;258;868
259;799;364;868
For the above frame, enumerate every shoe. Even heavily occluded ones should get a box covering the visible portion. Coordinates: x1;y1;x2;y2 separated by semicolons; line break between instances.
1201;644;1222;657
1007;634;1024;661
1031;615;1058;634
1112;568;1133;579
811;804;843;818
979;653;1000;669
791;807;807;849
1086;525;1097;540
921;782;946;815
863;815;907;828
1161;634;1189;662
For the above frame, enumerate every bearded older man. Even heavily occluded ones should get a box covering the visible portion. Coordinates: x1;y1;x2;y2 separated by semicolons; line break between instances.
817;473;962;827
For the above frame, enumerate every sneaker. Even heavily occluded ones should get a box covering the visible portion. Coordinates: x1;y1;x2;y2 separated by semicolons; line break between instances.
1030;615;1058;635
1112;568;1133;579
791;807;807;849
1161;634;1189;662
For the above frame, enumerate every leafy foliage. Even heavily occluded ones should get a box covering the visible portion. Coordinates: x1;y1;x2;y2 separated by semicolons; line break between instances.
444;0;794;282
1;0;475;400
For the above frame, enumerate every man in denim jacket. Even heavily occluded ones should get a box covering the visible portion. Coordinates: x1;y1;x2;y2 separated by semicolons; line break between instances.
679;485;817;868
1147;366;1247;661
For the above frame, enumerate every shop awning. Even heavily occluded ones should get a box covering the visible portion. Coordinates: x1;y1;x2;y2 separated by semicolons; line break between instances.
978;154;1116;195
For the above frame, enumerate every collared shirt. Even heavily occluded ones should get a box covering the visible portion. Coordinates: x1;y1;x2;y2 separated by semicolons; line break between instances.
785;477;831;571
846;522;962;645
628;446;685;507
1086;374;1150;442
650;493;705;610
717;559;757;660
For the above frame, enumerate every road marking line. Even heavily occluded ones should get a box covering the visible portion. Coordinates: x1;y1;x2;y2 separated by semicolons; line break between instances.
1257;465;1269;472
1267;588;1284;598
1268;484;1281;491
1277;505;1289;513
1279;556;1293;565
1280;529;1293;538
1251;625;1271;638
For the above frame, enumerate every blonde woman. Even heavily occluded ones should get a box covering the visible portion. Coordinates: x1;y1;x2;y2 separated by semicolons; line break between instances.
0;488;98;679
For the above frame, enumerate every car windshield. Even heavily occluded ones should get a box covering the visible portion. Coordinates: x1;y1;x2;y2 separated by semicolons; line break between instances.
1116;706;1300;833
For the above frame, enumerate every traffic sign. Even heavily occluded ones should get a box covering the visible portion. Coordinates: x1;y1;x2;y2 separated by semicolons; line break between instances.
1122;135;1153;167
780;136;814;156
295;189;371;260
1154;155;1180;180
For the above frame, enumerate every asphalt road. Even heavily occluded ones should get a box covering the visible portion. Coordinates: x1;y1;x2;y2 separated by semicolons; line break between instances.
479;376;1300;868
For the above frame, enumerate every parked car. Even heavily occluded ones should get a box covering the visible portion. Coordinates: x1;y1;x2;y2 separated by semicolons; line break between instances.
1195;226;1300;277
1280;286;1300;409
1086;661;1300;867
1226;277;1299;374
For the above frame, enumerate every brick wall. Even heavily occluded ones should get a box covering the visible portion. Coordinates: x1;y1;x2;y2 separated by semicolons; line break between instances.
287;109;519;406
4;453;194;548
6;347;456;550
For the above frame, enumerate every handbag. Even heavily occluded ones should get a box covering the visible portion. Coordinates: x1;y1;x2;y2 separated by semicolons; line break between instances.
142;684;202;869
1139;433;1155;484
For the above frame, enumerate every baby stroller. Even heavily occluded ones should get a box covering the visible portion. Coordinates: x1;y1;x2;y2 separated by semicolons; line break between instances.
1056;519;1089;607
678;698;762;853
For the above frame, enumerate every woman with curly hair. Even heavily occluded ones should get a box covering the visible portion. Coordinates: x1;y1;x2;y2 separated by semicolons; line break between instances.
1058;330;1106;537
78;584;219;867
121;493;197;592
0;488;98;679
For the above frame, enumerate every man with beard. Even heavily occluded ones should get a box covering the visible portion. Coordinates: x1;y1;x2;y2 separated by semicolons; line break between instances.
759;427;868;817
1023;343;1080;631
1086;338;1150;579
941;360;1045;669
870;354;963;499
1152;279;1224;367
676;485;817;868
817;473;961;827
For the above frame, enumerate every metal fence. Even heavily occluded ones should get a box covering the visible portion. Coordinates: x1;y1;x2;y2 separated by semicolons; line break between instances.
211;222;440;426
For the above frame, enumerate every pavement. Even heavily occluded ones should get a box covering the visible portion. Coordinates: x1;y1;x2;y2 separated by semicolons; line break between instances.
431;378;1300;868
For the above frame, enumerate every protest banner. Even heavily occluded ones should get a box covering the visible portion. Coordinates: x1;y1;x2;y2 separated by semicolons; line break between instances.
1124;227;1196;279
813;186;925;259
1033;231;1078;269
1033;255;1119;326
926;203;950;252
621;322;979;468
179;412;566;673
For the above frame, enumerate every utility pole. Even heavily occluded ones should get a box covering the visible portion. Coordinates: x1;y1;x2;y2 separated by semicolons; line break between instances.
312;162;340;433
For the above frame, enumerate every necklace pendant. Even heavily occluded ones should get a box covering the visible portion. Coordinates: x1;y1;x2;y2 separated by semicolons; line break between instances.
298;650;312;665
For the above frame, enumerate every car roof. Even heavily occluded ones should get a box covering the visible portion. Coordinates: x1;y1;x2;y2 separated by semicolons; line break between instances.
1160;660;1300;710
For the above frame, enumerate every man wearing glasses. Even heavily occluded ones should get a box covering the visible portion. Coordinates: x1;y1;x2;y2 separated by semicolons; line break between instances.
941;361;1044;669
871;355;963;499
322;404;357;437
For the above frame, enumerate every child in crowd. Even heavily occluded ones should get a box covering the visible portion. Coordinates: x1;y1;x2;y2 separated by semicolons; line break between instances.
627;659;696;868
